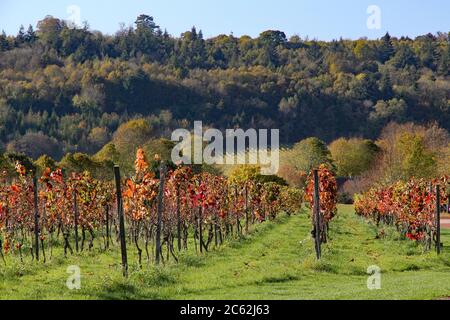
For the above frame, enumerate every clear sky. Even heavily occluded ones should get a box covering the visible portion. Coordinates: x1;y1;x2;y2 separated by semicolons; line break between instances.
0;0;449;40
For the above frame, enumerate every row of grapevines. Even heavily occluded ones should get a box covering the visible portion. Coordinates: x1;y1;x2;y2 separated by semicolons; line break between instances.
304;165;338;244
0;149;303;265
354;176;449;248
122;149;304;265
0;164;114;262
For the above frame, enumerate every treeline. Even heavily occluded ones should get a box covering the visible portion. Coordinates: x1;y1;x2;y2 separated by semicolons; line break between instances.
0;14;449;159
278;122;449;200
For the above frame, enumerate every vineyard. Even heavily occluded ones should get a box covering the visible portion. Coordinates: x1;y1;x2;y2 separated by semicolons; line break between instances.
355;176;449;251
1;148;449;300
0;149;306;270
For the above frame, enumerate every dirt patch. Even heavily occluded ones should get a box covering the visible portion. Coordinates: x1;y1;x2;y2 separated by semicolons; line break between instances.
441;219;450;229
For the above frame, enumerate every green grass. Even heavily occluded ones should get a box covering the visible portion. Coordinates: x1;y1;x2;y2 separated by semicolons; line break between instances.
0;205;449;300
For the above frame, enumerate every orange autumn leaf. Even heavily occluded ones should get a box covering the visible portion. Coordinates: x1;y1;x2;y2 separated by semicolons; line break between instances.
134;148;149;174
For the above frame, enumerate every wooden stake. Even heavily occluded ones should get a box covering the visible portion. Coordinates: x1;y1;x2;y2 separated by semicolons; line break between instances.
73;190;79;253
155;162;166;265
33;175;40;262
176;185;181;251
105;205;110;249
114;165;128;277
313;169;321;260
436;185;441;255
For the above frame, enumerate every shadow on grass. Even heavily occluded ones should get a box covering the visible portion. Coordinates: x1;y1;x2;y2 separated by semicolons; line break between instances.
255;274;301;285
97;275;170;300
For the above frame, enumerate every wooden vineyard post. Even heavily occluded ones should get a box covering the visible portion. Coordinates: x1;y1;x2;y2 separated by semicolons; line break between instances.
114;165;128;277
436;185;441;255
155;162;166;265
176;185;181;252
198;207;203;253
73;190;79;253
105;205;110;249
33;175;40;262
245;184;249;233
313;169;321;260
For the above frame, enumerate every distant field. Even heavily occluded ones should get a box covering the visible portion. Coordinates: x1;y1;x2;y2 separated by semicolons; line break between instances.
0;205;449;300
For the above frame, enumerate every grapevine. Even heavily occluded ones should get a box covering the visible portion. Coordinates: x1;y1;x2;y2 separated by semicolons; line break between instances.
355;176;449;249
0;148;304;269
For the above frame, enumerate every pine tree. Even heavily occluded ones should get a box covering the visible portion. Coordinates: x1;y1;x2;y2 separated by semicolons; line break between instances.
378;32;394;63
0;30;9;51
135;14;159;33
24;25;37;44
15;25;25;46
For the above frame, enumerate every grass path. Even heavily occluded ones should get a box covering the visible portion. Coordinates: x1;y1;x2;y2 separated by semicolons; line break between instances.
0;205;449;299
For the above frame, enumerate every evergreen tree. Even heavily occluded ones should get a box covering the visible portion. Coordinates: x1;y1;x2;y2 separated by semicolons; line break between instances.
135;14;159;33
378;32;394;63
24;25;37;44
390;43;418;68
15;25;26;46
0;30;9;51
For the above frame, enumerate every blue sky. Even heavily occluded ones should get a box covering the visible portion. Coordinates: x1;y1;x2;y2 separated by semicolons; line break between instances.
0;0;449;40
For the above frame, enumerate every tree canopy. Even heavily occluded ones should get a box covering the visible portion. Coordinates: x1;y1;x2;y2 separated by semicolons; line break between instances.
0;15;448;168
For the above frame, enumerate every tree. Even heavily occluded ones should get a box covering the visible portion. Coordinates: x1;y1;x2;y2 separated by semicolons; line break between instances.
378;32;394;63
279;95;298;114
329;138;379;177
37;15;64;48
259;30;287;48
0;16;449;159
88;127;110;151
283;137;334;173
112;119;153;153
369;122;447;184
389;43;418;68
348;73;380;100
72;84;105;115
59;26;96;61
107;119;155;173
143;138;175;163
15;25;26;46
354;39;373;61
257;30;287;66
370;99;407;125
0;30;9;51
176;26;207;68
94;142;120;164
415;33;439;70
34;154;57;176
277;164;306;188
133;15;164;60
135;14;159;33
397;132;436;179
437;42;450;76
6;133;63;160
228;165;260;183
59;152;112;179
24;25;37;44
378;72;393;99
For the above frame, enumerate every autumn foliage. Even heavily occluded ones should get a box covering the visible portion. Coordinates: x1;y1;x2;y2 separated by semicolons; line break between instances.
354;176;449;246
121;149;304;263
305;165;338;223
0;147;303;266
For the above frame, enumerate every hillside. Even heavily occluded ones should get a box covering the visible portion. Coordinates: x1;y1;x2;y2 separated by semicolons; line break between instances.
0;15;449;159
